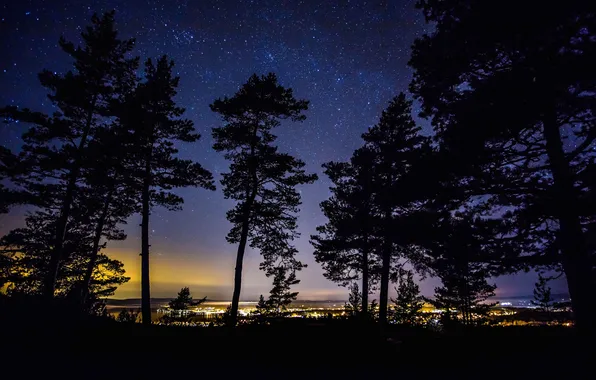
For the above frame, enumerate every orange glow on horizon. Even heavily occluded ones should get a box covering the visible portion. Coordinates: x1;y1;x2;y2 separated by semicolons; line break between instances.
105;247;232;298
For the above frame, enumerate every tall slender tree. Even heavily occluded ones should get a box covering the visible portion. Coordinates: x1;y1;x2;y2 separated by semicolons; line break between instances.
123;56;215;324
0;11;139;298
409;0;596;332
211;73;317;326
312;148;380;315
360;93;430;326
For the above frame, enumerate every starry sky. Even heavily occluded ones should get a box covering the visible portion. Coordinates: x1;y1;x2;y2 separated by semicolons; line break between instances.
0;0;568;300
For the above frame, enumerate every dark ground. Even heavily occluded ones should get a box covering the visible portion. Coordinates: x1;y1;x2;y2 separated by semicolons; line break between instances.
1;310;592;379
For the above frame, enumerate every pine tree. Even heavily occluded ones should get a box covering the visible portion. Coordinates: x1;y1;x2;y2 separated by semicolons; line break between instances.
431;273;496;327
117;308;139;323
123;56;215;324
162;287;206;324
426;219;497;326
344;282;363;318
532;274;554;314
76;125;138;304
312;148;380;316
217;304;235;327
409;0;596;332
369;299;379;321
360;92;431;326
0;12;138;298
255;294;270;312
391;270;424;325
211;73;317;326
0;208;129;310
252;294;272;323
267;266;300;316
168;287;206;311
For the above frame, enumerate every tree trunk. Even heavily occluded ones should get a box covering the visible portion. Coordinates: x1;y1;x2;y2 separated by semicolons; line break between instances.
44;96;98;299
44;171;79;299
229;124;260;327
81;189;114;304
141;158;152;325
362;245;369;316
379;209;392;327
543;114;595;333
229;197;254;327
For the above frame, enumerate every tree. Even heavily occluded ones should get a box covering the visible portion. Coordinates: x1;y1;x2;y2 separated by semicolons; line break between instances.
76;125;138;304
409;0;596;332
168;287;206;311
431;274;496;327
252;294;273;323
161;287;206;325
217;304;235;327
117;308;139;323
267;266;300;315
344;282;363;318
1;12;138;298
359;93;431;326
369;299;379;321
211;73;317;326
532;274;555;314
420;216;499;326
124;56;215;324
0;209;130;310
391;270;424;325
312;148;380;316
426;220;498;326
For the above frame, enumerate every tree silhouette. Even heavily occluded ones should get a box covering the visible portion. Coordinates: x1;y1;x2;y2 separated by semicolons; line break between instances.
312;148;380;316
211;73;317;326
267;266;300;315
409;0;596;332
123;56;215;324
0;209;129;310
76;125;138;304
217;304;235;327
391;270;424;325
344;282;363;318
360;93;430;326
425;219;497;326
250;266;300;322
252;294;272;323
0;12;138;298
532;274;555;314
117;309;139;323
168;287;206;311
161;287;206;324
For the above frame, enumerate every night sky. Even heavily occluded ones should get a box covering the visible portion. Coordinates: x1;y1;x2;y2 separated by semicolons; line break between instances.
0;0;567;300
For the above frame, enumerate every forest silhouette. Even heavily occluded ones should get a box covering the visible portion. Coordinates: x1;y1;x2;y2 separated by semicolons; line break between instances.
1;1;594;374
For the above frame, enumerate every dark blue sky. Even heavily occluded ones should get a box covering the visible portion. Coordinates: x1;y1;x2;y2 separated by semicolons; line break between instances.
0;0;567;299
